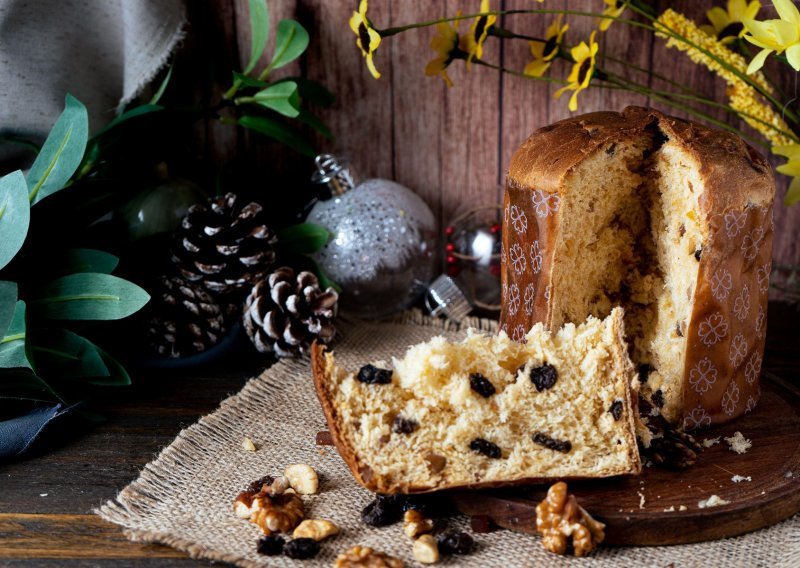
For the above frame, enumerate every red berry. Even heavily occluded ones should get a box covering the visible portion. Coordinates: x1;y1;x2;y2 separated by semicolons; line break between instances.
446;255;457;264
445;226;455;236
490;223;500;233
445;243;455;252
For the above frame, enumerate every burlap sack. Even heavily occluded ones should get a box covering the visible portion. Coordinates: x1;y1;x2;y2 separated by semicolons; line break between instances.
97;313;800;567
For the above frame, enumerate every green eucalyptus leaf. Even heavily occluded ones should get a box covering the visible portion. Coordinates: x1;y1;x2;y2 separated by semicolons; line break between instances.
232;71;269;89
56;249;119;275
297;109;333;140
244;0;270;74
275;77;335;107
93;104;164;140
269;20;309;72
27;94;89;204
88;345;131;386
250;82;300;117
32;329;110;380
150;64;173;104
278;223;331;254
0;134;40;155
0;170;30;270
0;301;31;369
238;115;315;157
0;281;17;340
31;273;150;321
0;367;57;402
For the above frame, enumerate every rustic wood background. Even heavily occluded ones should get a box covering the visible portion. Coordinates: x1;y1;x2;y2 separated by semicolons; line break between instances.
175;0;800;267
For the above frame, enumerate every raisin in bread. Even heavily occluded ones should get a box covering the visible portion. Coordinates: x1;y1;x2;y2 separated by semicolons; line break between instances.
312;308;640;494
501;107;774;430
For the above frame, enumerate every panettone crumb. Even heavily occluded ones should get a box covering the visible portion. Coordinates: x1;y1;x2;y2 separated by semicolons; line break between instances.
242;437;257;452
698;495;731;508
731;475;752;483
663;505;675;512
679;505;687;511
725;431;752;454
702;437;720;448
637;491;646;509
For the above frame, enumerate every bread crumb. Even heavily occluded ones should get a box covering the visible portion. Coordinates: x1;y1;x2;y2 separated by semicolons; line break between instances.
785;471;794;478
702;436;720;448
242;437;257;452
731;475;752;483
637;490;646;509
663;505;675;512
679;505;687;511
724;431;751;454
698;495;731;508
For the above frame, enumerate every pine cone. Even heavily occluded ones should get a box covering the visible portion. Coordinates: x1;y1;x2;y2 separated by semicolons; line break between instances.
639;421;703;469
147;276;228;358
243;267;338;357
172;192;277;295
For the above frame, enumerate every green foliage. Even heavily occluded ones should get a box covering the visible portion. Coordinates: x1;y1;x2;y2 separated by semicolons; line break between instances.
55;249;119;276
277;223;331;254
0;301;31;369
238;115;316;157
0;171;30;270
0;281;17;339
31;273;150;321
269;20;310;72
244;0;270;74
248;82;301;117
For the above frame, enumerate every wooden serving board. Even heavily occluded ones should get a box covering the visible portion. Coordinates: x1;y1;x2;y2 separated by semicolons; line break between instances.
450;373;800;545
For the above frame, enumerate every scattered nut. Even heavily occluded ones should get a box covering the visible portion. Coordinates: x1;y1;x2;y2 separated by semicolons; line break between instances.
334;545;404;567
284;463;319;495
242;437;257;451
403;509;434;538
536;481;605;557
413;534;440;564
235;481;305;534
293;518;340;541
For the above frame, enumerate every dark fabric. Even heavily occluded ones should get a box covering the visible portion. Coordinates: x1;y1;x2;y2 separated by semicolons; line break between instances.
0;403;73;459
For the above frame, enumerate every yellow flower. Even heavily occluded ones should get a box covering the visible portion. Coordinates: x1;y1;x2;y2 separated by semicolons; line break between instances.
599;1;628;32
425;19;461;87
349;0;382;79
728;83;795;145
743;0;800;72
524;15;569;77
554;31;599;112
772;143;800;204
459;0;497;68
701;0;761;44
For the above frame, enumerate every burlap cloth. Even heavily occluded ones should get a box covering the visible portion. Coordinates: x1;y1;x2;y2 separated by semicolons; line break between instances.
97;313;800;567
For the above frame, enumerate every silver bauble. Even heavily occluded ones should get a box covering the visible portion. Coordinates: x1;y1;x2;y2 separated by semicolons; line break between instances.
307;175;436;318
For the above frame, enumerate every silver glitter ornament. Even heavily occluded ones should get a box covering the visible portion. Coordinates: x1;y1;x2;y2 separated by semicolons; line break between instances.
308;154;437;318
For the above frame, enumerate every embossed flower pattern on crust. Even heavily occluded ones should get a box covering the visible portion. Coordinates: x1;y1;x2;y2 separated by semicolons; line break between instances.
698;313;728;346
711;268;733;301
729;333;747;367
741;228;764;261
530;189;561;218
689;357;717;394
756;263;770;294
530;241;543;274
745;351;762;385
724;210;746;238
683;406;712;430
511;324;527;343
509;243;527;274
507;284;520;316
745;395;757;413
523;283;535;315
721;381;740;416
733;285;750;321
510;205;528;234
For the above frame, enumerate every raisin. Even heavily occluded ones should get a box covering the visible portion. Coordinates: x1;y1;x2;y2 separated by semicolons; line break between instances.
532;432;572;453
529;363;558;391
283;537;320;559
676;321;684;337
652;389;665;408
392;415;419;434
438;531;475;555
469;438;502;458
246;475;274;494
694;248;702;261
361;495;403;526
256;534;285;556
638;364;651;383
357;364;393;384
469;373;496;397
609;400;623;421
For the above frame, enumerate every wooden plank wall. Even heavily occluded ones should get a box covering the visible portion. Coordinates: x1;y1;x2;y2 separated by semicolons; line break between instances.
179;0;800;267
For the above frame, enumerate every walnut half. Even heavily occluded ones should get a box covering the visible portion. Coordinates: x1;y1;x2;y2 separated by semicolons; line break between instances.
234;480;304;535
535;481;605;557
333;545;404;567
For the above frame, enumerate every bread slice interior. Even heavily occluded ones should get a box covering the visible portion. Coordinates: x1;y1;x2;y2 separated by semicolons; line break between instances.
549;128;705;422
313;308;640;494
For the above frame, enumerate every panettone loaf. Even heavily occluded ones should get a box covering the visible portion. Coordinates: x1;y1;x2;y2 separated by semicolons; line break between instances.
312;308;640;494
500;106;774;430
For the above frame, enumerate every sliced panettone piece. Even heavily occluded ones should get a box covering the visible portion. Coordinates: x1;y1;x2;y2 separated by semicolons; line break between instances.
312;308;641;494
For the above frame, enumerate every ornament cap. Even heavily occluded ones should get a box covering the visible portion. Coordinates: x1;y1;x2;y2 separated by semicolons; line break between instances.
425;274;472;323
311;153;357;196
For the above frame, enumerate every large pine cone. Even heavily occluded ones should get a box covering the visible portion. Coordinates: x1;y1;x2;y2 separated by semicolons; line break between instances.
147;276;228;358
243;267;338;357
172;192;277;295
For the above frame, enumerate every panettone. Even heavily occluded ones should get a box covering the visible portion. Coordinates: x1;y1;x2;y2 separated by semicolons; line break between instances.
500;106;774;430
312;309;640;494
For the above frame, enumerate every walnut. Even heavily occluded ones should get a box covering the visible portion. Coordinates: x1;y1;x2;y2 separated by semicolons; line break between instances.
293;518;340;541
234;482;304;535
535;481;605;557
333;545;404;567
403;509;435;538
284;463;319;494
412;534;440;564
241;437;257;451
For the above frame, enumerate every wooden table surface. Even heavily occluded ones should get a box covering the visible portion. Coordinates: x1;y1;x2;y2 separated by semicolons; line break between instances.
0;304;797;567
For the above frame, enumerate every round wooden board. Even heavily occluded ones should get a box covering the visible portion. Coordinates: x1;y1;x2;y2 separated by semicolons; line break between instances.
450;373;800;545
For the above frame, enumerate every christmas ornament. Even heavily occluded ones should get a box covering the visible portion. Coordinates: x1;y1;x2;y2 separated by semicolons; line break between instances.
119;177;206;241
307;154;437;318
147;275;229;358
243;266;338;357
171;192;277;295
426;205;502;322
